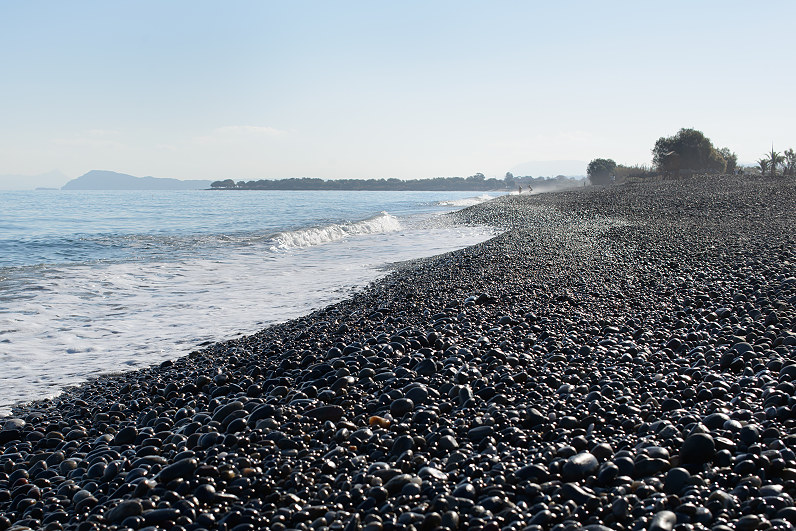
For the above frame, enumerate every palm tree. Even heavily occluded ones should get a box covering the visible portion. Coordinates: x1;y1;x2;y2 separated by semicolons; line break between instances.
784;148;796;176
768;146;785;177
757;158;770;175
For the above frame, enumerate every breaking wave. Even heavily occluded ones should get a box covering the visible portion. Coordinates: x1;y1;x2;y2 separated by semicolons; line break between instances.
272;212;402;250
435;194;495;208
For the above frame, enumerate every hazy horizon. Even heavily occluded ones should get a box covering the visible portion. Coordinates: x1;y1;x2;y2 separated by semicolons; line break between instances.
1;1;793;184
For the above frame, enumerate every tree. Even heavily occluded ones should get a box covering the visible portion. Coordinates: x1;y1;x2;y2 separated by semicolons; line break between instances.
757;158;770;175
652;128;726;174
587;158;617;186
210;179;236;189
766;147;785;177
718;148;738;174
784;149;796;176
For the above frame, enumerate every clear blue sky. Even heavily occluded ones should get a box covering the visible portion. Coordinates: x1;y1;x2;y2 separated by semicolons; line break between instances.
1;1;793;184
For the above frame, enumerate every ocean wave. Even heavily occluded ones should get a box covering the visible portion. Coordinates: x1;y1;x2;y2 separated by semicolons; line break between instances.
435;194;495;207
272;212;402;250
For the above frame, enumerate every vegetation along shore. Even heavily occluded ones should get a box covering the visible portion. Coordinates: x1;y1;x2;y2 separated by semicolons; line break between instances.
1;170;795;530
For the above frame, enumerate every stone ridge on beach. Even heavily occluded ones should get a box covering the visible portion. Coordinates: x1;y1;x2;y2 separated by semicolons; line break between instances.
1;175;795;531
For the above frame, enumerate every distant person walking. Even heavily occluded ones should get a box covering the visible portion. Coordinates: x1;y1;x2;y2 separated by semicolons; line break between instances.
518;185;522;194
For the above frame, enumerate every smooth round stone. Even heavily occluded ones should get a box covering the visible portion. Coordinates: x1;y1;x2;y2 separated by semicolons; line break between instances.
703;412;730;429
591;443;614;461
401;482;422;496
112;426;138;446
664;467;691;494
736;515;763;531
415;359;437;376
732;342;755;355
422;512;442;529
739;425;759;444
680;433;716;465
105;500;143;523
597;462;619;484
452;483;476;499
194;484;216;504
647;447;670;460
441;511;459;529
405;385;429;404
2;419;26;431
391;435;414;455
560;483;596;504
438;435;459;450
528;510;553;525
648;510;677;531
306;405;344;422
85;462;106;479
157;458;198;483
562;452;599;481
389;398;414;417
467;426;494;442
383;474;417;494
526;408;547;427
634;457;669;477
418;467;447;481
613;456;635;477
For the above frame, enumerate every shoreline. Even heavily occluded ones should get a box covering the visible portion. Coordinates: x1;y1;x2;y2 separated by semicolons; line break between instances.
0;191;499;415
2;175;795;530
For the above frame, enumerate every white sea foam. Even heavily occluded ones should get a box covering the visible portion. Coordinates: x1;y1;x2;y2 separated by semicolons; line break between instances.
0;214;497;415
435;194;494;207
272;212;401;250
0;190;504;415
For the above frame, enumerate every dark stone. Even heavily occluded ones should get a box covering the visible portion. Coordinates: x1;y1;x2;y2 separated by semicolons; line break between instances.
562;452;599;481
680;433;715;465
664;467;691;494
648;510;677;531
306;405;344;422
105;500;143;523
157;458;198;483
389;398;414;417
467;425;494;442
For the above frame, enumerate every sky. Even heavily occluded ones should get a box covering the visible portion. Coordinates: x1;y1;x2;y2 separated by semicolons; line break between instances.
1;1;794;187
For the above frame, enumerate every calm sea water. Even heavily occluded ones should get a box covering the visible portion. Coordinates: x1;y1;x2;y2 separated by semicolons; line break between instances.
0;189;500;414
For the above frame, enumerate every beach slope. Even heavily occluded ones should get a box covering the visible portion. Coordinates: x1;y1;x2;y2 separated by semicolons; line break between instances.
1;175;795;530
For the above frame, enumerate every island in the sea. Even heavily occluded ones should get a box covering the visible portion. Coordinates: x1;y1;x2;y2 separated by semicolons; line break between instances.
62;170;212;190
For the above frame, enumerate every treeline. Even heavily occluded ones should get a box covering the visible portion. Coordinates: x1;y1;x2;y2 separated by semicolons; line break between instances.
757;147;796;177
210;173;583;191
587;128;794;185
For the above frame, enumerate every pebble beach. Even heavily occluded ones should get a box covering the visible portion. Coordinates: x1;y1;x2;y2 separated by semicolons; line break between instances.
2;175;795;531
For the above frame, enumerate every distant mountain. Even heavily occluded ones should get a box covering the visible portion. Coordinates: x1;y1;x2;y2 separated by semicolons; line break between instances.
62;170;212;190
0;170;69;190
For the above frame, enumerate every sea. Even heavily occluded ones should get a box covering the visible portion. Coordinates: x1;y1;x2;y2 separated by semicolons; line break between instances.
0;189;502;415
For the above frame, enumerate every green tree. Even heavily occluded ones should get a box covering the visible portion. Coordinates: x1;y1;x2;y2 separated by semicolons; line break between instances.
784;148;796;176
766;147;785;176
652;128;726;173
718;148;738;174
210;179;236;189
587;158;617;185
757;158;770;175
